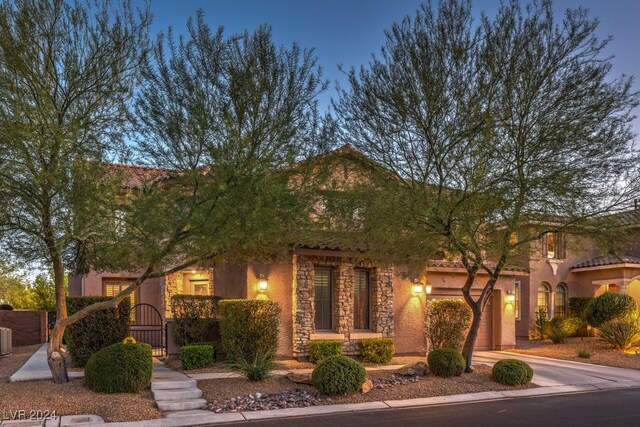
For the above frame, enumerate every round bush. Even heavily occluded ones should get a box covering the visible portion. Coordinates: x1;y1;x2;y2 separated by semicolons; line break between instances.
584;292;638;328
85;342;152;393
0;303;14;310
311;355;367;395
427;348;465;377
491;359;533;386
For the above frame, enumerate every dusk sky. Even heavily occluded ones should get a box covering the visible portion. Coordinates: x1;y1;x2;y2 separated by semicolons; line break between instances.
140;0;640;140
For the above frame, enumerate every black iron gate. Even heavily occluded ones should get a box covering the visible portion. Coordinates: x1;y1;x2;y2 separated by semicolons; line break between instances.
128;303;164;357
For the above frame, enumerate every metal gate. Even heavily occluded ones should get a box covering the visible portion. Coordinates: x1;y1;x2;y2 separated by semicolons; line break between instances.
128;303;164;357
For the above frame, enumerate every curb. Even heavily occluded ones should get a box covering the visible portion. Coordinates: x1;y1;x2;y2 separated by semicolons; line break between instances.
94;380;640;426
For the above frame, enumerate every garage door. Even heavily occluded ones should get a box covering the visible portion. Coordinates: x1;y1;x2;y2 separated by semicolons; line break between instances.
474;299;493;350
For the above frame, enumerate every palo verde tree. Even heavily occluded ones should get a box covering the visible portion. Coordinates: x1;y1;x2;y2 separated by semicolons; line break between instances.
0;0;150;382
336;0;640;370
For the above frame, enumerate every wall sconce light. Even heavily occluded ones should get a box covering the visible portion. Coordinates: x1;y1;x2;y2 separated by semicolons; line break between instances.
425;284;433;295
258;274;269;291
412;279;423;294
505;291;515;304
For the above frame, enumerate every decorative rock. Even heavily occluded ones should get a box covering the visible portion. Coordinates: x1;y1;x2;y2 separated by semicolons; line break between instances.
361;379;373;394
286;372;314;385
207;389;321;413
396;362;428;377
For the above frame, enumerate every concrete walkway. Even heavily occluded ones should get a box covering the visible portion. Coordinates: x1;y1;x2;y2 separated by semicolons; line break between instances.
9;343;83;382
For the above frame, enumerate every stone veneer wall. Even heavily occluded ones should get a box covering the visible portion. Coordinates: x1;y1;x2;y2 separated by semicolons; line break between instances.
293;254;394;357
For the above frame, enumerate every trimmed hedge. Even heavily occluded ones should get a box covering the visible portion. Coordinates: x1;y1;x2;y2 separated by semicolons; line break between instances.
65;296;130;367
308;340;343;364
181;344;215;370
491;359;533;386
427;348;465;377
312;355;367;395
425;299;472;351
358;338;394;364
171;295;221;346
84;342;152;393
219;300;280;362
585;292;638;328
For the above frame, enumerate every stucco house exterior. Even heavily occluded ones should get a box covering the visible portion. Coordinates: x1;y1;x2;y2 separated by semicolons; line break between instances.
68;150;640;358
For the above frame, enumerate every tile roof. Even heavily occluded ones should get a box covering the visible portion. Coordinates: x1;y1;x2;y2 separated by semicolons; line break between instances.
614;209;640;227
106;163;173;188
427;259;529;272
572;255;640;269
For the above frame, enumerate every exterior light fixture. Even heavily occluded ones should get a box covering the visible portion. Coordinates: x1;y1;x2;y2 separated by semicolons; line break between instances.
505;291;516;304
412;279;423;294
425;283;433;295
258;274;268;291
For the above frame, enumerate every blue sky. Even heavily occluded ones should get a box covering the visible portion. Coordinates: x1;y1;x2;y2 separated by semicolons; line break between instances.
140;0;640;138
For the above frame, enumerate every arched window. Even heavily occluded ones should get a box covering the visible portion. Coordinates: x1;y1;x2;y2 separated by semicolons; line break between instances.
537;283;551;318
555;283;568;317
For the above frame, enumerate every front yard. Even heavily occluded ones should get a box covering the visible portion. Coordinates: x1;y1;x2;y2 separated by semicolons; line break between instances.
512;337;640;370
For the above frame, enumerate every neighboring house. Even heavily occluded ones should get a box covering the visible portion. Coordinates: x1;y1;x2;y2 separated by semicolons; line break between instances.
68;149;640;357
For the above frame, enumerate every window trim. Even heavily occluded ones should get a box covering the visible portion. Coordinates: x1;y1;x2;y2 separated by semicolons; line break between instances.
514;281;521;321
189;278;210;295
353;268;372;331
554;283;568;318
313;268;334;331
537;282;551;317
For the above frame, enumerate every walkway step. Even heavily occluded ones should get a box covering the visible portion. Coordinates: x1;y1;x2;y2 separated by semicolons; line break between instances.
165;410;214;418
151;379;197;391
156;398;207;411
153;388;203;401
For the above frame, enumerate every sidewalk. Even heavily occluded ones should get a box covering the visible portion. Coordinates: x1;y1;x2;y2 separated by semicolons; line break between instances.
9;343;83;382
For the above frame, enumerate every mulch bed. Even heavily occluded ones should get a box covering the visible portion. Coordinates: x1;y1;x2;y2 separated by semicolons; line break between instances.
0;379;162;422
0;344;42;382
512;337;640;370
200;365;535;413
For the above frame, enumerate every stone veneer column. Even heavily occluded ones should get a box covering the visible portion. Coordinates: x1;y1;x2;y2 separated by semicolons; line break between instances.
372;266;394;337
337;261;356;353
293;255;315;357
162;272;183;319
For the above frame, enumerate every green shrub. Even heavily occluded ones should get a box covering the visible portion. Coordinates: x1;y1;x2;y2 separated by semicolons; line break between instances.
425;299;472;351
569;297;594;319
308;340;343;364
230;352;276;381
84;342;152;393
358;338;394;364
585;292;638;328
598;317;640;350
65;296;130;367
311;355;367;395
171;295;221;346
577;349;592;358
427;348;465;377
219;300;280;380
181;344;215;370
491;359;533;386
534;308;550;340
547;316;583;343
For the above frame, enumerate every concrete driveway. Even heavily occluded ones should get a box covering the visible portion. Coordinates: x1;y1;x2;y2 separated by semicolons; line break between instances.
473;351;640;388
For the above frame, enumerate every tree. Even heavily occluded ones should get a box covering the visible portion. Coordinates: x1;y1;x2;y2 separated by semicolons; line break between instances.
0;263;31;308
31;273;57;312
336;0;640;371
0;0;150;382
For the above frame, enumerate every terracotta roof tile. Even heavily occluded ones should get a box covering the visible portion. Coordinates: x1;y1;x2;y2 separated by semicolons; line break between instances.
427;259;528;272
572;255;640;269
106;163;173;188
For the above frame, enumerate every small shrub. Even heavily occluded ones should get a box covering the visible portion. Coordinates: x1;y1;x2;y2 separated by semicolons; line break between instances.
358;338;394;364
585;292;638;328
491;359;533;386
547;317;583;343
598;317;640;350
230;352;276;381
171;295;221;346
311;355;367;395
534;308;550;340
181;344;215;370
427;348;465;377
65;296;130;367
577;349;592;359
0;303;14;310
308;340;342;364
219;300;280;380
425;299;472;351
84;342;152;393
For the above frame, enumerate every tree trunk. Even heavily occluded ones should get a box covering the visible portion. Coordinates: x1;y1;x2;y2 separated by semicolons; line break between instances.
461;303;483;373
48;254;69;383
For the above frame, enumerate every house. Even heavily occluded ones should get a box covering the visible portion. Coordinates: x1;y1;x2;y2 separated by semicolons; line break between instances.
68;149;640;358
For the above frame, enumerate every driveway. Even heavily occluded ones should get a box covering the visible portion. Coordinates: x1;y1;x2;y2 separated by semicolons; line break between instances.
473;351;640;388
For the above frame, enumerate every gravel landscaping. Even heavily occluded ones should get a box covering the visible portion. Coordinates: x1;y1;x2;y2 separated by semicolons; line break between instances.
0;344;41;382
201;365;535;413
0;378;162;422
512;337;640;370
